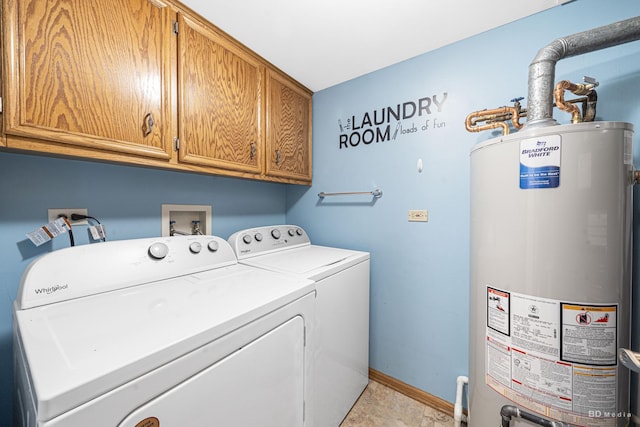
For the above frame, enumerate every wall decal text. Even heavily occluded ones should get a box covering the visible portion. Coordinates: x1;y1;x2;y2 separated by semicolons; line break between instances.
338;92;448;149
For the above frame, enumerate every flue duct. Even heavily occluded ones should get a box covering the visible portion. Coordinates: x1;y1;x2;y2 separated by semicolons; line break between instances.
525;16;640;128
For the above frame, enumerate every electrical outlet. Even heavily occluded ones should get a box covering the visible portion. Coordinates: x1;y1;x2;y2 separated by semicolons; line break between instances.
408;209;428;222
48;208;89;225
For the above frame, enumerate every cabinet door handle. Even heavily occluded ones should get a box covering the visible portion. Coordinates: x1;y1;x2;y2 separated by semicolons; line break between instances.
250;143;257;160
142;112;155;137
275;149;282;165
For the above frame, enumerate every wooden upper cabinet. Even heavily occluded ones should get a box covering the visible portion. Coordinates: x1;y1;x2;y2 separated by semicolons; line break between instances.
3;0;173;159
2;0;312;183
177;14;263;174
0;32;4;148
266;68;312;182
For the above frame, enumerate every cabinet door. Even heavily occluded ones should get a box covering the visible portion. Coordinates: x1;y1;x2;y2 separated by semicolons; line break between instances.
177;14;263;174
265;69;312;182
3;0;174;159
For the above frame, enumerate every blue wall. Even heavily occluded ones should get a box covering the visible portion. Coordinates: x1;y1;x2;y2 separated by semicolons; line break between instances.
0;152;288;424
287;0;640;409
3;1;640;426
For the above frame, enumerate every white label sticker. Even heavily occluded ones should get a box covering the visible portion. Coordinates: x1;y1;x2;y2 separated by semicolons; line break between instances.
26;217;71;247
26;228;53;247
511;293;559;358
484;286;619;425
624;130;633;165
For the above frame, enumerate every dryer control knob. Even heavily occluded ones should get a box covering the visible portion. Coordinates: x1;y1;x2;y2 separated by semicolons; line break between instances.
271;229;281;239
296;228;303;236
148;242;169;259
189;242;202;254
255;233;263;242
242;234;253;244
288;228;295;237
208;240;219;252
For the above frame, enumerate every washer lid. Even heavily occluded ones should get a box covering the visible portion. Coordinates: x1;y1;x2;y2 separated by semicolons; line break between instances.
15;264;314;422
242;245;369;281
16;235;237;310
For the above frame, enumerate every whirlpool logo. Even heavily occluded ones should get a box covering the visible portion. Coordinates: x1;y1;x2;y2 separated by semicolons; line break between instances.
34;284;69;295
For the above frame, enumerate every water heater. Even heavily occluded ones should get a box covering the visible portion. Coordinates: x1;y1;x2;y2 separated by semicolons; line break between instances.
469;121;634;426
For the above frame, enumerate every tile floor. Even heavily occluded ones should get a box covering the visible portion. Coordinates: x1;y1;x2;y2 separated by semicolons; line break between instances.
340;380;458;427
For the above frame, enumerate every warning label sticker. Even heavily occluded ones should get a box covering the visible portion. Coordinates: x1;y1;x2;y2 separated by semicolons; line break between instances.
519;135;561;189
487;287;510;335
561;304;617;366
484;286;619;426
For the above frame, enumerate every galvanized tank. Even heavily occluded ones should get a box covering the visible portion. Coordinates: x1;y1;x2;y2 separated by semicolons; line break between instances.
469;121;634;426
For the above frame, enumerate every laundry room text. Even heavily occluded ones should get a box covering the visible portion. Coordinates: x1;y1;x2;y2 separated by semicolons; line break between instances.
338;92;448;149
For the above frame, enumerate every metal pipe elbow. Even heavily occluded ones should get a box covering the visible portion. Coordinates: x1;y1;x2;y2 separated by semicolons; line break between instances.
525;16;640;127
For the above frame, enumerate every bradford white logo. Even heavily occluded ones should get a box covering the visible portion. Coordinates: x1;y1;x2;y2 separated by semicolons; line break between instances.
34;284;69;295
521;140;560;158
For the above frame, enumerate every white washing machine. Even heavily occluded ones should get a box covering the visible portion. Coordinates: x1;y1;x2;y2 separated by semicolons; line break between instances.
228;225;370;427
13;235;315;427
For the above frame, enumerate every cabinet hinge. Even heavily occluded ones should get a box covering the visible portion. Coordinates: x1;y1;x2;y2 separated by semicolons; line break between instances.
174;137;180;151
172;21;179;35
0;96;3;113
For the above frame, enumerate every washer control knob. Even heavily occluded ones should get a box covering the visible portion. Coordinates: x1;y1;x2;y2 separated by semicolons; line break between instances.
148;242;169;260
288;228;295;237
296;228;303;236
255;233;263;242
271;229;281;239
242;234;253;244
208;240;219;252
189;242;202;253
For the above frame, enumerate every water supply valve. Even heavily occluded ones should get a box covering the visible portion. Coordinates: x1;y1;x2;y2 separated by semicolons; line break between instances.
192;220;202;235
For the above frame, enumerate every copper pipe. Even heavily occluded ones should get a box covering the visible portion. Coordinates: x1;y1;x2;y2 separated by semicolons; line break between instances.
465;106;521;135
552;95;597;121
554;81;582;123
554;80;597;123
510;98;526;130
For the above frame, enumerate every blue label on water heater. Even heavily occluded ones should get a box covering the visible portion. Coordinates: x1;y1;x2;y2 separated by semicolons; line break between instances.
519;135;561;189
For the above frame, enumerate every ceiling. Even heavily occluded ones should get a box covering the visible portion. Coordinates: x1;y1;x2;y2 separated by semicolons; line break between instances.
180;0;569;92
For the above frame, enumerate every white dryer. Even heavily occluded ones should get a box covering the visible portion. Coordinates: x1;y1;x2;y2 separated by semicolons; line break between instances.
228;225;370;427
13;235;315;427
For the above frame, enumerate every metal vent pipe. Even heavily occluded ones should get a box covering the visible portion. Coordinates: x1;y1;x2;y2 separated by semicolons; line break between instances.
525;16;640;128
